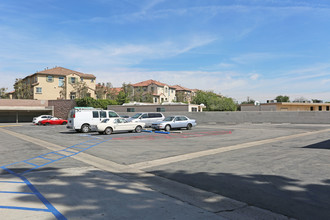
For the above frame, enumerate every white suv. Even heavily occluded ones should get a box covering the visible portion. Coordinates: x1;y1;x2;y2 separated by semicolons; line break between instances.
32;115;53;125
127;112;165;127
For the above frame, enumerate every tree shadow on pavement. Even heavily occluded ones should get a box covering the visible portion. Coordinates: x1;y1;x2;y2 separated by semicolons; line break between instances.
1;167;330;220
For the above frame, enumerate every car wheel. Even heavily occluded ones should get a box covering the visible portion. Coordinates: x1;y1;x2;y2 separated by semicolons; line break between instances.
135;125;142;133
81;124;90;133
62;121;67;125
165;125;171;132
104;127;113;135
186;123;192;130
44;122;50;126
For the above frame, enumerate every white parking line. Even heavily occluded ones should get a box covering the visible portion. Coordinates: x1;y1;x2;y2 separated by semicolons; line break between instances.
1;127;321;219
129;128;330;170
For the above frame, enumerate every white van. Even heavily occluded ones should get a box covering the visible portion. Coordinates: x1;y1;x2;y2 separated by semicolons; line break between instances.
67;107;120;133
127;112;165;127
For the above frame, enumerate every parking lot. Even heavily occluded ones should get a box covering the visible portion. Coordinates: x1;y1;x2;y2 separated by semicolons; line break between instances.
1;123;330;219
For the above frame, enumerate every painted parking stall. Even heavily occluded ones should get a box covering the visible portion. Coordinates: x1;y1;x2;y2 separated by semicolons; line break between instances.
0;136;112;220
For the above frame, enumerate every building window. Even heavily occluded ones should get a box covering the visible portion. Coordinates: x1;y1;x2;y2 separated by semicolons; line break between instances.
91;79;94;83
47;76;54;82
70;77;76;84
192;107;197;112
327;106;329;111
34;76;38;83
70;92;76;99
127;108;135;112
59;77;64;87
319;106;322;111
154;97;158;103
81;77;84;82
157;107;165;112
310;106;314;111
36;87;42;94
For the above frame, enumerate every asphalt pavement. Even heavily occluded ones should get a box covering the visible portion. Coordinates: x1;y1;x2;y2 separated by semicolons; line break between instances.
1;122;330;219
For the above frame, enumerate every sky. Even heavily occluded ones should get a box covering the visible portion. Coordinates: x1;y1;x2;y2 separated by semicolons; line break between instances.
0;0;330;103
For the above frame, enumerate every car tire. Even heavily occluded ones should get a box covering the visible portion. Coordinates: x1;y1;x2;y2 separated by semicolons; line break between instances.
104;127;113;135
187;123;192;130
62;122;67;125
81;124;90;133
165;125;171;132
135;125;142;133
44;122;50;126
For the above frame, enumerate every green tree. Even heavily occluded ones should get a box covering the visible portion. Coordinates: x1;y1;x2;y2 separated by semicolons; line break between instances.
95;83;107;99
76;97;117;109
240;97;255;104
13;78;33;99
192;90;236;111
72;81;89;98
275;95;290;102
312;99;323;103
122;83;134;101
116;90;129;105
0;87;9;99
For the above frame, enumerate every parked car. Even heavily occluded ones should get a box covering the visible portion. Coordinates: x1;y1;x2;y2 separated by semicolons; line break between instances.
120;115;130;119
33;115;53;125
127;112;165;127
97;118;145;135
39;117;68;125
66;107;120;133
151;115;197;131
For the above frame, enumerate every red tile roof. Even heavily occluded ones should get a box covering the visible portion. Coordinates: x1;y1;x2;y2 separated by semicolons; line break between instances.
132;79;176;88
33;67;96;79
172;85;193;92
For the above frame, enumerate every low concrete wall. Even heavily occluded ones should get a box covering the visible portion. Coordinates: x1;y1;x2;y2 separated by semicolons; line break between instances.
116;111;330;124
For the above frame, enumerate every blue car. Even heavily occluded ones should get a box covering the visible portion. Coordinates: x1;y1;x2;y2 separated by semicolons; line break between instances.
151;115;197;131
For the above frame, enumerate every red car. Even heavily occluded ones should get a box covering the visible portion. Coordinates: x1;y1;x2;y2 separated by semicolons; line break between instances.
39;117;68;125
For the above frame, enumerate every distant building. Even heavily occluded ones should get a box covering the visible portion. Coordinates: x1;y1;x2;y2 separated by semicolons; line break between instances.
95;84;122;99
171;85;197;103
131;80;176;104
18;67;96;100
241;102;330;111
108;102;205;113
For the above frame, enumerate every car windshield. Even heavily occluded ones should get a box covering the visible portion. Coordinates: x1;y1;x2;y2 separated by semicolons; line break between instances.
131;113;142;119
101;119;110;123
164;116;174;121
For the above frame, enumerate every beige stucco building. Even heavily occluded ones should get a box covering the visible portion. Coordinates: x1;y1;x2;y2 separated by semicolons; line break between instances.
172;85;196;103
132;80;177;104
241;102;330;111
20;67;96;100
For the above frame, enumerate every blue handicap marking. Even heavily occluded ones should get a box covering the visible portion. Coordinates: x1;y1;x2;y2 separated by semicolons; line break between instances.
0;135;112;220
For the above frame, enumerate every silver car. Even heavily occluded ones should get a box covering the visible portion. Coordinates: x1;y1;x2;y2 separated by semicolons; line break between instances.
151;115;197;131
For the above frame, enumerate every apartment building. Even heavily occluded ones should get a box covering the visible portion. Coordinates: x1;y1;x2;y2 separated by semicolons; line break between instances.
21;67;96;100
172;85;197;103
131;80;177;104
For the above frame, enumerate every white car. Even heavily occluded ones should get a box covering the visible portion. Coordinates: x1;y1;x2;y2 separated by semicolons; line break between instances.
97;118;145;135
151;115;197;131
32;115;53;125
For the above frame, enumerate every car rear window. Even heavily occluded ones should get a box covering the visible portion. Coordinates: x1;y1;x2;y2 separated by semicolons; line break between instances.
109;111;119;118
